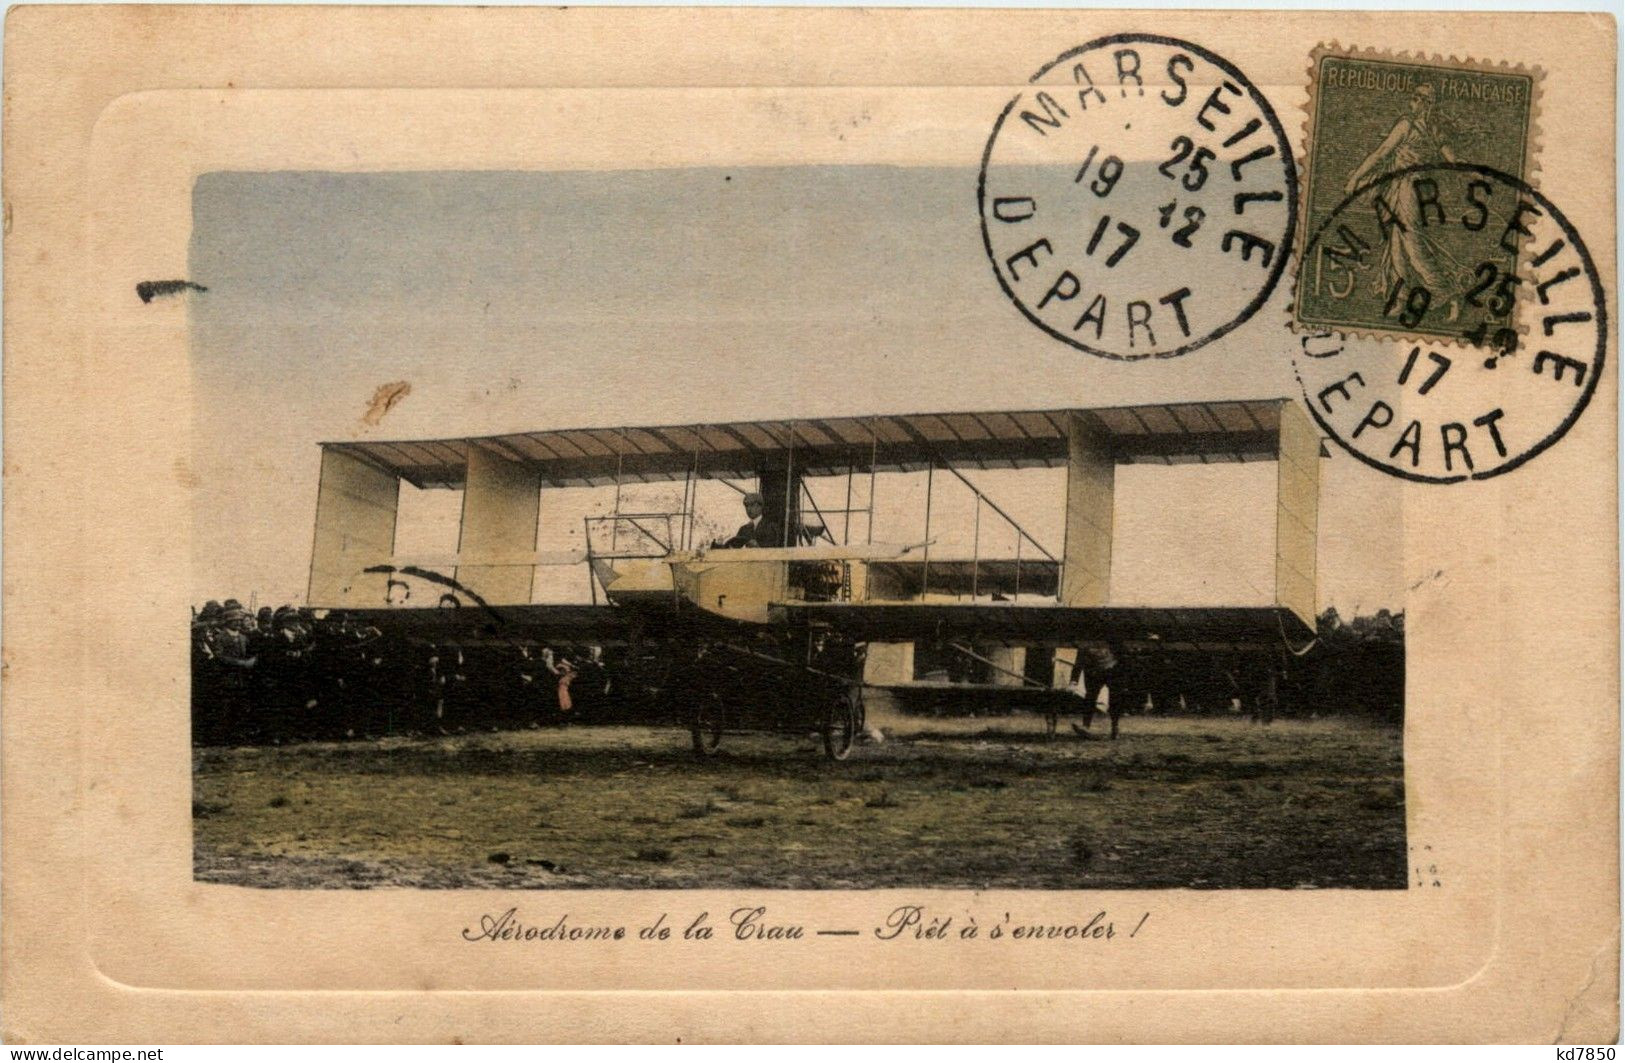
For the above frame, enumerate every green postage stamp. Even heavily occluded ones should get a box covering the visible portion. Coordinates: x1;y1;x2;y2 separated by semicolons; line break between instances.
1295;46;1540;342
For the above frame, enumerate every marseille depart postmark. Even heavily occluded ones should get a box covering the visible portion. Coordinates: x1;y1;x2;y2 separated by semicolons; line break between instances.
978;34;1298;360
1294;164;1603;483
1295;46;1541;342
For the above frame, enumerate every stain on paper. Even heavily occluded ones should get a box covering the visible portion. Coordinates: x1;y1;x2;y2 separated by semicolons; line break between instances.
362;381;412;426
136;279;207;303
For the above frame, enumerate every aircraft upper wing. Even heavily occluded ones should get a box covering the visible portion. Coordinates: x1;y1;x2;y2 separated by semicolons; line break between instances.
775;601;1315;651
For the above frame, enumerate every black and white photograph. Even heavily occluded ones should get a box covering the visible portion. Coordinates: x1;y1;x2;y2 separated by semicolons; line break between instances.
188;167;1406;892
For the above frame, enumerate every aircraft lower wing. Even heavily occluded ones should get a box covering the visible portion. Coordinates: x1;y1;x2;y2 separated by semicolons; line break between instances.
332;600;771;645
335;603;640;644
775;601;1315;651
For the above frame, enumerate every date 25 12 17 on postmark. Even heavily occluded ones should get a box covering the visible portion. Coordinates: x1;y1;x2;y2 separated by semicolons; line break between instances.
1295;46;1539;342
979;34;1298;361
1295;164;1604;483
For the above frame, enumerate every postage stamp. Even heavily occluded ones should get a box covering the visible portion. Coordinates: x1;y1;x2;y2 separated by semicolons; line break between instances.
979;34;1297;360
1294;46;1541;343
1293;163;1603;482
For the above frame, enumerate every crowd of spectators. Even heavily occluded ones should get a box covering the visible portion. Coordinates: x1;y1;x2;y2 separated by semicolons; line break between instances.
1293;608;1406;722
191;597;1405;745
1086;609;1405;723
190;599;611;745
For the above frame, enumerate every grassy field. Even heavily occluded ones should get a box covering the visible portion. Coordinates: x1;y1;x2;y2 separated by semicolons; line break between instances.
193;713;1407;890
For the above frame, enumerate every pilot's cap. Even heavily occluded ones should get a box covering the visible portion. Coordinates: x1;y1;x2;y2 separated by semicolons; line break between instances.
743;491;764;506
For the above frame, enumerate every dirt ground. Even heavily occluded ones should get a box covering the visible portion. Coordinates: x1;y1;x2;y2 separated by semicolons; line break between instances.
193;713;1407;890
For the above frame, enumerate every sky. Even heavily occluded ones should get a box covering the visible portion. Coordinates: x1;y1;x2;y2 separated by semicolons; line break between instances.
189;167;1402;614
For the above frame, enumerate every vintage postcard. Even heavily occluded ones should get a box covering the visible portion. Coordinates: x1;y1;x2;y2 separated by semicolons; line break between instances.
2;6;1617;1044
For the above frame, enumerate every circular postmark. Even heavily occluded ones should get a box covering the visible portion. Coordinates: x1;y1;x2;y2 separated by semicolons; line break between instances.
979;34;1298;360
1294;163;1605;483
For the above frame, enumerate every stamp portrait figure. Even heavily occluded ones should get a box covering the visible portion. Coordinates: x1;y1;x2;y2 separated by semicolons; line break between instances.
1342;82;1471;320
1295;48;1537;340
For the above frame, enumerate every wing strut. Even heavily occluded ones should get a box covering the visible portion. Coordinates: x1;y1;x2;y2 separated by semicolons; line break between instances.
946;641;1047;689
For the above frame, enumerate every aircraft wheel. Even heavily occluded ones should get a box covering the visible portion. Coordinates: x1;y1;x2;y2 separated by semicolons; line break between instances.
1044;710;1058;741
823;687;858;761
690;693;724;757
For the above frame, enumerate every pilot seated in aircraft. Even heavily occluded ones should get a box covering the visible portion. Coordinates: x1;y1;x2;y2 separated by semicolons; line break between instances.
713;491;784;549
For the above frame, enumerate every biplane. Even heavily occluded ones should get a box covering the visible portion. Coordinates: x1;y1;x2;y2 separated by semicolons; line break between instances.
307;399;1323;758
